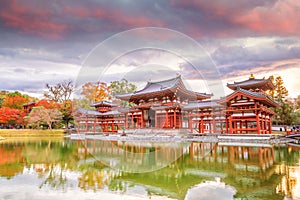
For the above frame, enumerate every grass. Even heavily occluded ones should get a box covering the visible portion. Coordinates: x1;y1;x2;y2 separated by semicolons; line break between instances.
0;129;65;138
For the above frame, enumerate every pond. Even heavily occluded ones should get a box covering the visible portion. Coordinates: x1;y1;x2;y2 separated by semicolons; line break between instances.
0;138;299;200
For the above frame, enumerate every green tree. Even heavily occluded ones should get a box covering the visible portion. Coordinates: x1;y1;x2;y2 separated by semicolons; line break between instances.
73;98;93;110
109;79;137;107
296;95;300;110
271;76;294;125
0;96;4;108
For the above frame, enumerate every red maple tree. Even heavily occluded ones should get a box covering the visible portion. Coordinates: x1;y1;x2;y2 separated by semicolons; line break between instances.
0;107;25;127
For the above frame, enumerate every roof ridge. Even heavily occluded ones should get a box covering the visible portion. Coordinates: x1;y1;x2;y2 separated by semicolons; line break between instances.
148;75;181;84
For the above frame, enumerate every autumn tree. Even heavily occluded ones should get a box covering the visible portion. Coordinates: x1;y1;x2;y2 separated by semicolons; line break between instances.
2;94;29;110
44;80;74;127
0;107;25;128
36;99;61;109
81;81;111;103
27;106;62;130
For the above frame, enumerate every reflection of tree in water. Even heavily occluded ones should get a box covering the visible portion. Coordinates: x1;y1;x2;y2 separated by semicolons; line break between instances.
76;161;133;193
39;164;67;190
20;140;78;190
77;161;112;191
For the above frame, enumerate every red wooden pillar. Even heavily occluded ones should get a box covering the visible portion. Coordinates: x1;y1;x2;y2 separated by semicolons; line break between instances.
174;109;177;128
229;115;233;134
131;113;134;128
262;116;267;134
178;111;182;129
225;116;228;134
125;113;128;129
212;115;216;134
256;112;261;134
165;109;169;128
269;117;272;134
240;120;242;134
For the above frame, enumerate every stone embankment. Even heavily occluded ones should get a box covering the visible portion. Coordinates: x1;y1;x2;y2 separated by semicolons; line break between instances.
70;132;297;145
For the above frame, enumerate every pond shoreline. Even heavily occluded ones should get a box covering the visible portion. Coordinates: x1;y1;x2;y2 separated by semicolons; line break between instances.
68;133;297;145
0;129;297;145
0;129;65;139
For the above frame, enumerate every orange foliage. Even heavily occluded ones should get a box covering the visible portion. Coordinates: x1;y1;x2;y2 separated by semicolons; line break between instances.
2;95;28;110
81;82;111;102
36;99;61;109
0;107;25;125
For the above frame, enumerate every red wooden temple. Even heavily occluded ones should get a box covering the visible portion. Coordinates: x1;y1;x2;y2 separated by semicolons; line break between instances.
219;74;278;134
115;75;212;129
74;74;279;134
74;100;125;133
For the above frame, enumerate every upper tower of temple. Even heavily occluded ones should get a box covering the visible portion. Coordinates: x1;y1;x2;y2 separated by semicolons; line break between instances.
227;74;275;91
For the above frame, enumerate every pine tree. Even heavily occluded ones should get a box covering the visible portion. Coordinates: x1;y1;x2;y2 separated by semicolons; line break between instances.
272;76;294;125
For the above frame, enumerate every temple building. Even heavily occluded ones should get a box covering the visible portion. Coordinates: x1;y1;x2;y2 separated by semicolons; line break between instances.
74;100;125;133
115;75;212;129
74;74;279;134
219;74;279;134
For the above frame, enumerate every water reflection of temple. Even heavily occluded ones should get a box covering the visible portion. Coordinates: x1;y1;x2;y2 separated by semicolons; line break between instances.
0;140;299;200
76;139;189;173
75;140;286;199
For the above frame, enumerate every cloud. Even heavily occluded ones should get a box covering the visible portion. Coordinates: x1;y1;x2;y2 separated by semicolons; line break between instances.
0;52;80;95
0;0;67;39
234;0;300;36
169;0;300;38
0;0;299;98
0;0;163;40
206;37;300;77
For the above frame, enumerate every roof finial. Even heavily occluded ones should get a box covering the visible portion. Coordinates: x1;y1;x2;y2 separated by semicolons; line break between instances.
249;73;255;79
176;72;180;77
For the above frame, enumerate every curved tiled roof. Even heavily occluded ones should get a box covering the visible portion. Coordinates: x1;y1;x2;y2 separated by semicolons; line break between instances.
115;75;212;102
227;76;275;91
90;100;118;107
218;87;279;107
75;108;124;116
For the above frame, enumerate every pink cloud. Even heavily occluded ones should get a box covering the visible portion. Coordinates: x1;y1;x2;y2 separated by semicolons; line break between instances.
62;4;163;28
170;0;300;37
0;0;67;39
0;0;163;39
234;0;300;35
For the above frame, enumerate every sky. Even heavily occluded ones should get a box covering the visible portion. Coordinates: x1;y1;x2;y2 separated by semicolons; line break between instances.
0;0;300;99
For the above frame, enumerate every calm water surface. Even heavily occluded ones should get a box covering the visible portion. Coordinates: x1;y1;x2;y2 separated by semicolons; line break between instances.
0;138;299;200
